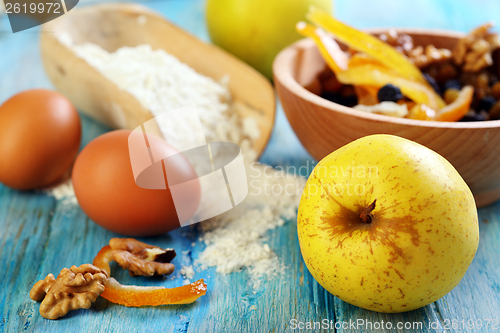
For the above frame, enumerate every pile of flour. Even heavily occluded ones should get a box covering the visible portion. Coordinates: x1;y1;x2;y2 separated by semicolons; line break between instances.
196;164;305;288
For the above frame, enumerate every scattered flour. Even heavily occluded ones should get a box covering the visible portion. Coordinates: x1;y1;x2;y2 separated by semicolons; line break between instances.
196;164;305;288
180;265;195;279
180;265;195;285
59;36;305;289
44;178;77;204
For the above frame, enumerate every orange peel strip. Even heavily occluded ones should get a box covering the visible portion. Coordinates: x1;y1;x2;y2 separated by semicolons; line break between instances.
101;278;207;307
354;85;379;105
337;63;445;110
296;22;348;74
297;23;445;110
407;103;436;120
93;245;207;307
348;53;388;68
434;86;474;122
307;7;427;85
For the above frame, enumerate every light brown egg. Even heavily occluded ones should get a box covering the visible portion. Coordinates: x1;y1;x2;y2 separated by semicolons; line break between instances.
72;130;200;236
0;89;81;190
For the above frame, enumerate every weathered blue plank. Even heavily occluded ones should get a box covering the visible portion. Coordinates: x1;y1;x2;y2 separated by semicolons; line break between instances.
1;0;500;332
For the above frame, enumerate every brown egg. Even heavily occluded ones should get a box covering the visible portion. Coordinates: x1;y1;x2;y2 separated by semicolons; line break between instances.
72;129;200;236
0;89;81;190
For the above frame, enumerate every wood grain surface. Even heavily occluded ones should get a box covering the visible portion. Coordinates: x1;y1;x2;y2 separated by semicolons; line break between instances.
1;0;500;332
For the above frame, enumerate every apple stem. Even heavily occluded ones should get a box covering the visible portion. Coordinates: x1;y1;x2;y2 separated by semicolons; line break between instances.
360;199;377;224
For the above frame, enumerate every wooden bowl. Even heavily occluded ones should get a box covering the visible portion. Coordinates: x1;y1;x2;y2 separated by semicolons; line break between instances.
274;29;500;208
40;3;275;158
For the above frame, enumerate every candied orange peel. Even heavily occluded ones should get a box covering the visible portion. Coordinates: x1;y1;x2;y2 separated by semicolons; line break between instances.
101;277;207;307
407;103;436;120
434;86;474;121
339;63;445;110
93;244;207;307
296;21;348;74
297;20;446;110
306;7;428;85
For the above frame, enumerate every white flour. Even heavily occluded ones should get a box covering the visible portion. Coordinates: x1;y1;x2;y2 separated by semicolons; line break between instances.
180;265;195;285
44;178;77;204
196;164;305;288
59;37;304;288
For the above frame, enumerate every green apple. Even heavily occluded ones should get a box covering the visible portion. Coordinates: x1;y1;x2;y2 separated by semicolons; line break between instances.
206;0;332;79
298;134;479;312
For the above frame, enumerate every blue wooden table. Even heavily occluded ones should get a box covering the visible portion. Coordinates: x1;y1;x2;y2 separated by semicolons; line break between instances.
1;1;500;332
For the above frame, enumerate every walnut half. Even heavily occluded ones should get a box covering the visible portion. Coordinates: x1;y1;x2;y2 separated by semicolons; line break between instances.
408;45;452;68
109;238;176;277
452;22;499;72
30;264;108;320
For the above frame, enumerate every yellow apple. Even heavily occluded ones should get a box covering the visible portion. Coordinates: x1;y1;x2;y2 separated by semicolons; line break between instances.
297;134;479;313
206;0;332;79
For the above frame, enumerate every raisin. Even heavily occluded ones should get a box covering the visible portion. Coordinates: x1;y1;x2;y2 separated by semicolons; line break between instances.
377;84;403;102
341;95;358;107
479;96;497;112
489;76;498;87
320;91;342;104
436;63;458;84
424;73;441;94
459;112;487;122
443;80;461;91
476;73;489;90
322;75;343;93
340;86;358;107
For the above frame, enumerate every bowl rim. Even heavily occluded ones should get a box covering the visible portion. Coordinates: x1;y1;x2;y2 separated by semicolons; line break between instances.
274;27;500;130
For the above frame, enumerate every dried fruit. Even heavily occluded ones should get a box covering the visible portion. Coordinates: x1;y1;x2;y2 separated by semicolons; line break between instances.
377;84;403;102
295;21;348;75
407;103;436;120
436;63;459;84
434;86;474;121
307;8;428;85
340;85;358;106
491;81;500;99
337;63;445;109
444;89;460;104
297;13;446;110
93;244;207;307
479;96;497;112
321;72;343;92
459;111;488;122
423;73;441;94
444;79;462;91
302;10;499;122
476;72;490;90
354;85;379;105
101;277;207;307
321;91;342;104
489;101;500;119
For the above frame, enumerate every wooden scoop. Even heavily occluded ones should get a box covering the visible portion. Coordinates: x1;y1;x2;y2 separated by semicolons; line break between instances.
40;3;275;157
